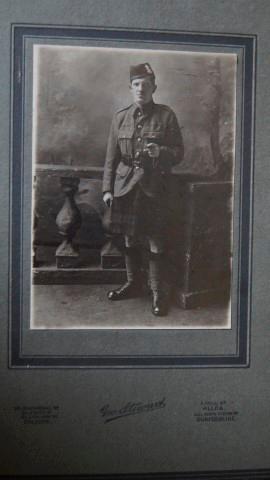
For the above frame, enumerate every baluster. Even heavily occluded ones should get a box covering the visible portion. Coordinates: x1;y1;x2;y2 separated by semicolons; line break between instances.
101;209;124;269
55;176;81;268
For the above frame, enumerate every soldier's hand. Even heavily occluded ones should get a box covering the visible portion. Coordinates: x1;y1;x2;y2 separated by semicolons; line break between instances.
145;142;160;158
103;192;113;208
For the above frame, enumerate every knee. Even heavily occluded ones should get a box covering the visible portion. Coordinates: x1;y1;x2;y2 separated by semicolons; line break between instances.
149;238;164;255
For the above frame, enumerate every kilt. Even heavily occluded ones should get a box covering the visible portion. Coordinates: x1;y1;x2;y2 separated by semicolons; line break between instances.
106;185;169;239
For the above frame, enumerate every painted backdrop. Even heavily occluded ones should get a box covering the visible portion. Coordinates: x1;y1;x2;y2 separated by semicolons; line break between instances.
33;46;236;247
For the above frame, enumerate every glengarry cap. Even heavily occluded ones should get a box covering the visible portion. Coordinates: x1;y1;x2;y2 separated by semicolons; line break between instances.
130;63;155;82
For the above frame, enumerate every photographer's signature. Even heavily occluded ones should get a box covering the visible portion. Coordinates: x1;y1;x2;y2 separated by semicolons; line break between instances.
100;397;166;423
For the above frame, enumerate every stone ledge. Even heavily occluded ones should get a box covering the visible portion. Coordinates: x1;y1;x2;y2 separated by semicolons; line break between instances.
33;267;126;285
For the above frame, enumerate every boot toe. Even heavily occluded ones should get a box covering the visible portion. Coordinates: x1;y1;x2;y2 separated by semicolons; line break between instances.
151;292;168;316
107;282;139;301
107;290;118;300
152;305;166;316
152;305;162;316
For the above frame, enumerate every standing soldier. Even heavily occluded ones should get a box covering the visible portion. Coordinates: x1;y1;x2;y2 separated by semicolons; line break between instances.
103;62;184;316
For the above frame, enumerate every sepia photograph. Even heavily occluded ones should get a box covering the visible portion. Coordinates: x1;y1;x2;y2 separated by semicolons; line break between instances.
31;44;237;330
2;4;265;477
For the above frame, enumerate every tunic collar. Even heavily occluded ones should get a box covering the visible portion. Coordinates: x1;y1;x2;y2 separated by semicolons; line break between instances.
132;100;155;118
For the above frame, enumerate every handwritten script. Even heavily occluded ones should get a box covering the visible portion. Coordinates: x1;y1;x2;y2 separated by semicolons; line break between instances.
100;397;166;423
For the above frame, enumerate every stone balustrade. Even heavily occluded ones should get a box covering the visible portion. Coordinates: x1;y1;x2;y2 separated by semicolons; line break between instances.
33;164;233;308
33;164;125;284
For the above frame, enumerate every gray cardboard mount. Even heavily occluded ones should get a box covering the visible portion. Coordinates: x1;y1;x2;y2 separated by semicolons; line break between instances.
0;0;269;477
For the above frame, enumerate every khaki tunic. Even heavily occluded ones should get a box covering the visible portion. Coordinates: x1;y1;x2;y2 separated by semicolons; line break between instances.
102;100;184;237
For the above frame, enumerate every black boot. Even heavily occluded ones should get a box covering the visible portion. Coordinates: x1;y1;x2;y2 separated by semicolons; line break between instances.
149;252;168;316
151;290;167;316
107;248;141;301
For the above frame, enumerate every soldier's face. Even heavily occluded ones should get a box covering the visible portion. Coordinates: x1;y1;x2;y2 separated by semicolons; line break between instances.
130;77;156;105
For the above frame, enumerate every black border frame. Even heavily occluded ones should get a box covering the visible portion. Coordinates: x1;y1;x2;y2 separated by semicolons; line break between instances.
10;25;256;369
2;468;270;479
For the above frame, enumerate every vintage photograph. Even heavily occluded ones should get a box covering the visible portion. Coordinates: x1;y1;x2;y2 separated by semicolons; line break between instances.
31;44;237;329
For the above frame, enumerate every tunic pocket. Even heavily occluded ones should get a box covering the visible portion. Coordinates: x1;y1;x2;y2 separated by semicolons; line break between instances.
118;129;133;156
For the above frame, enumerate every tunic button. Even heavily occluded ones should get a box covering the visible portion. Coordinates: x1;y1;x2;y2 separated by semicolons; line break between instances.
135;151;140;158
137;137;142;142
137;124;142;129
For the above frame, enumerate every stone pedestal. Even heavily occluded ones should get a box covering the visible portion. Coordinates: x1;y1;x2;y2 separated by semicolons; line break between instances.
176;181;232;309
100;240;125;269
55;239;80;268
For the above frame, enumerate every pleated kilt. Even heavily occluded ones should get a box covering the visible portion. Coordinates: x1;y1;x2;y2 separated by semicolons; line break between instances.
106;185;169;239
